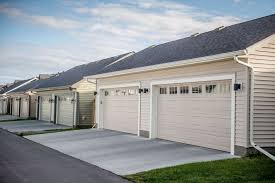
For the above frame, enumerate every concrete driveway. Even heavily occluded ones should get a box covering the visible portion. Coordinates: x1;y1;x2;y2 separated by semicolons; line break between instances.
27;129;234;175
0;120;70;133
0;115;26;121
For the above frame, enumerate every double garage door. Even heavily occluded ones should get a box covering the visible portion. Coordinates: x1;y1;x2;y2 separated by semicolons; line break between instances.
157;80;232;152
102;87;139;134
102;80;231;152
40;94;74;126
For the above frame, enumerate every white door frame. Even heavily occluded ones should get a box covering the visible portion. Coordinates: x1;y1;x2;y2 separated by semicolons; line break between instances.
150;73;236;155
97;82;141;136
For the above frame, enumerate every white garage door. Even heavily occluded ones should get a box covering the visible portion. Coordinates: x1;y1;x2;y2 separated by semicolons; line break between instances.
103;87;138;134
40;96;51;121
21;97;29;118
157;80;231;152
12;99;19;116
0;100;3;114
57;94;74;126
2;100;7;114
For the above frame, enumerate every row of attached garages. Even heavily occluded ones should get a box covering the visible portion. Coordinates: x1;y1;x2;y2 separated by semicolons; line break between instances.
94;60;249;155
9;96;36;118
38;92;95;127
99;80;232;153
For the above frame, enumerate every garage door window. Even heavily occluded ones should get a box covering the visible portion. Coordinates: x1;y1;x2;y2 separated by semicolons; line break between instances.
160;87;167;94
169;87;177;94
105;91;109;96
220;83;231;93
180;86;189;94
192;85;202;93
128;89;136;95
206;84;217;93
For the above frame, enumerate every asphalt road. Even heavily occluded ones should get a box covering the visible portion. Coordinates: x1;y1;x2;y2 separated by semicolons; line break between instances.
0;129;131;183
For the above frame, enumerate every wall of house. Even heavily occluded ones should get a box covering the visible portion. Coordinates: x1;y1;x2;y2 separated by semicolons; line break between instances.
37;81;96;127
248;35;275;147
97;59;249;148
75;79;96;126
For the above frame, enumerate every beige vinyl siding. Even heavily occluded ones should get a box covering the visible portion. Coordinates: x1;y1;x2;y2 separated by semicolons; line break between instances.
77;92;95;126
75;79;96;126
248;37;275;147
97;59;249;147
75;79;96;93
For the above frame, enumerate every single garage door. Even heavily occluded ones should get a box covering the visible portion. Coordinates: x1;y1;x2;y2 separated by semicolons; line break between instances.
40;96;51;121
57;94;74;126
103;87;138;134
0;100;3;114
12;98;19;116
157;80;231;152
2;99;7;114
20;97;29;118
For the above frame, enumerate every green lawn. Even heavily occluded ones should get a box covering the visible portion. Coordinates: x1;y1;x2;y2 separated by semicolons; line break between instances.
126;155;275;183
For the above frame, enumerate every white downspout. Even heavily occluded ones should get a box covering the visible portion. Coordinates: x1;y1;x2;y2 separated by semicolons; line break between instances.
234;55;275;161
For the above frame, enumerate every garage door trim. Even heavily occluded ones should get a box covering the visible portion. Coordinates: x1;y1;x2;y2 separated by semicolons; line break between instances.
97;82;141;135
150;74;236;155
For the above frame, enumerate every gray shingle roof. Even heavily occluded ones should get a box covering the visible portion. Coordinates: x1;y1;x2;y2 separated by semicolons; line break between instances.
98;14;275;74
11;79;45;93
34;52;132;90
0;79;33;95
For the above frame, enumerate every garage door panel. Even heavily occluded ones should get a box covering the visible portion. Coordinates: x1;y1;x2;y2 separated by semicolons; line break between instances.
21;99;29;118
103;87;138;134
41;96;51;121
157;80;231;152
58;95;74;126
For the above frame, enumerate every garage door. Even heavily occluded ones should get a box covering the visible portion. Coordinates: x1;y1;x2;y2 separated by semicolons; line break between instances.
157;80;231;152
2;99;7;114
40;96;51;121
12;99;19;116
20;97;29;118
57;94;74;126
103;87;138;134
0;100;3;114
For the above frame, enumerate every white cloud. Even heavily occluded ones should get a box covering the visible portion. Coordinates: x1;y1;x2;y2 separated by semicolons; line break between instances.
0;0;241;84
74;0;240;42
31;16;83;29
0;4;83;30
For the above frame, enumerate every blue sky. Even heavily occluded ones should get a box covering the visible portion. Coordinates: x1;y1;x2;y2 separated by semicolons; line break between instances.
0;0;274;84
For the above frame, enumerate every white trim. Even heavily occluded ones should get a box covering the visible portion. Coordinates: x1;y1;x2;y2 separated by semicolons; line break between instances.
150;73;236;155
98;82;141;90
86;50;245;79
97;82;141;135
